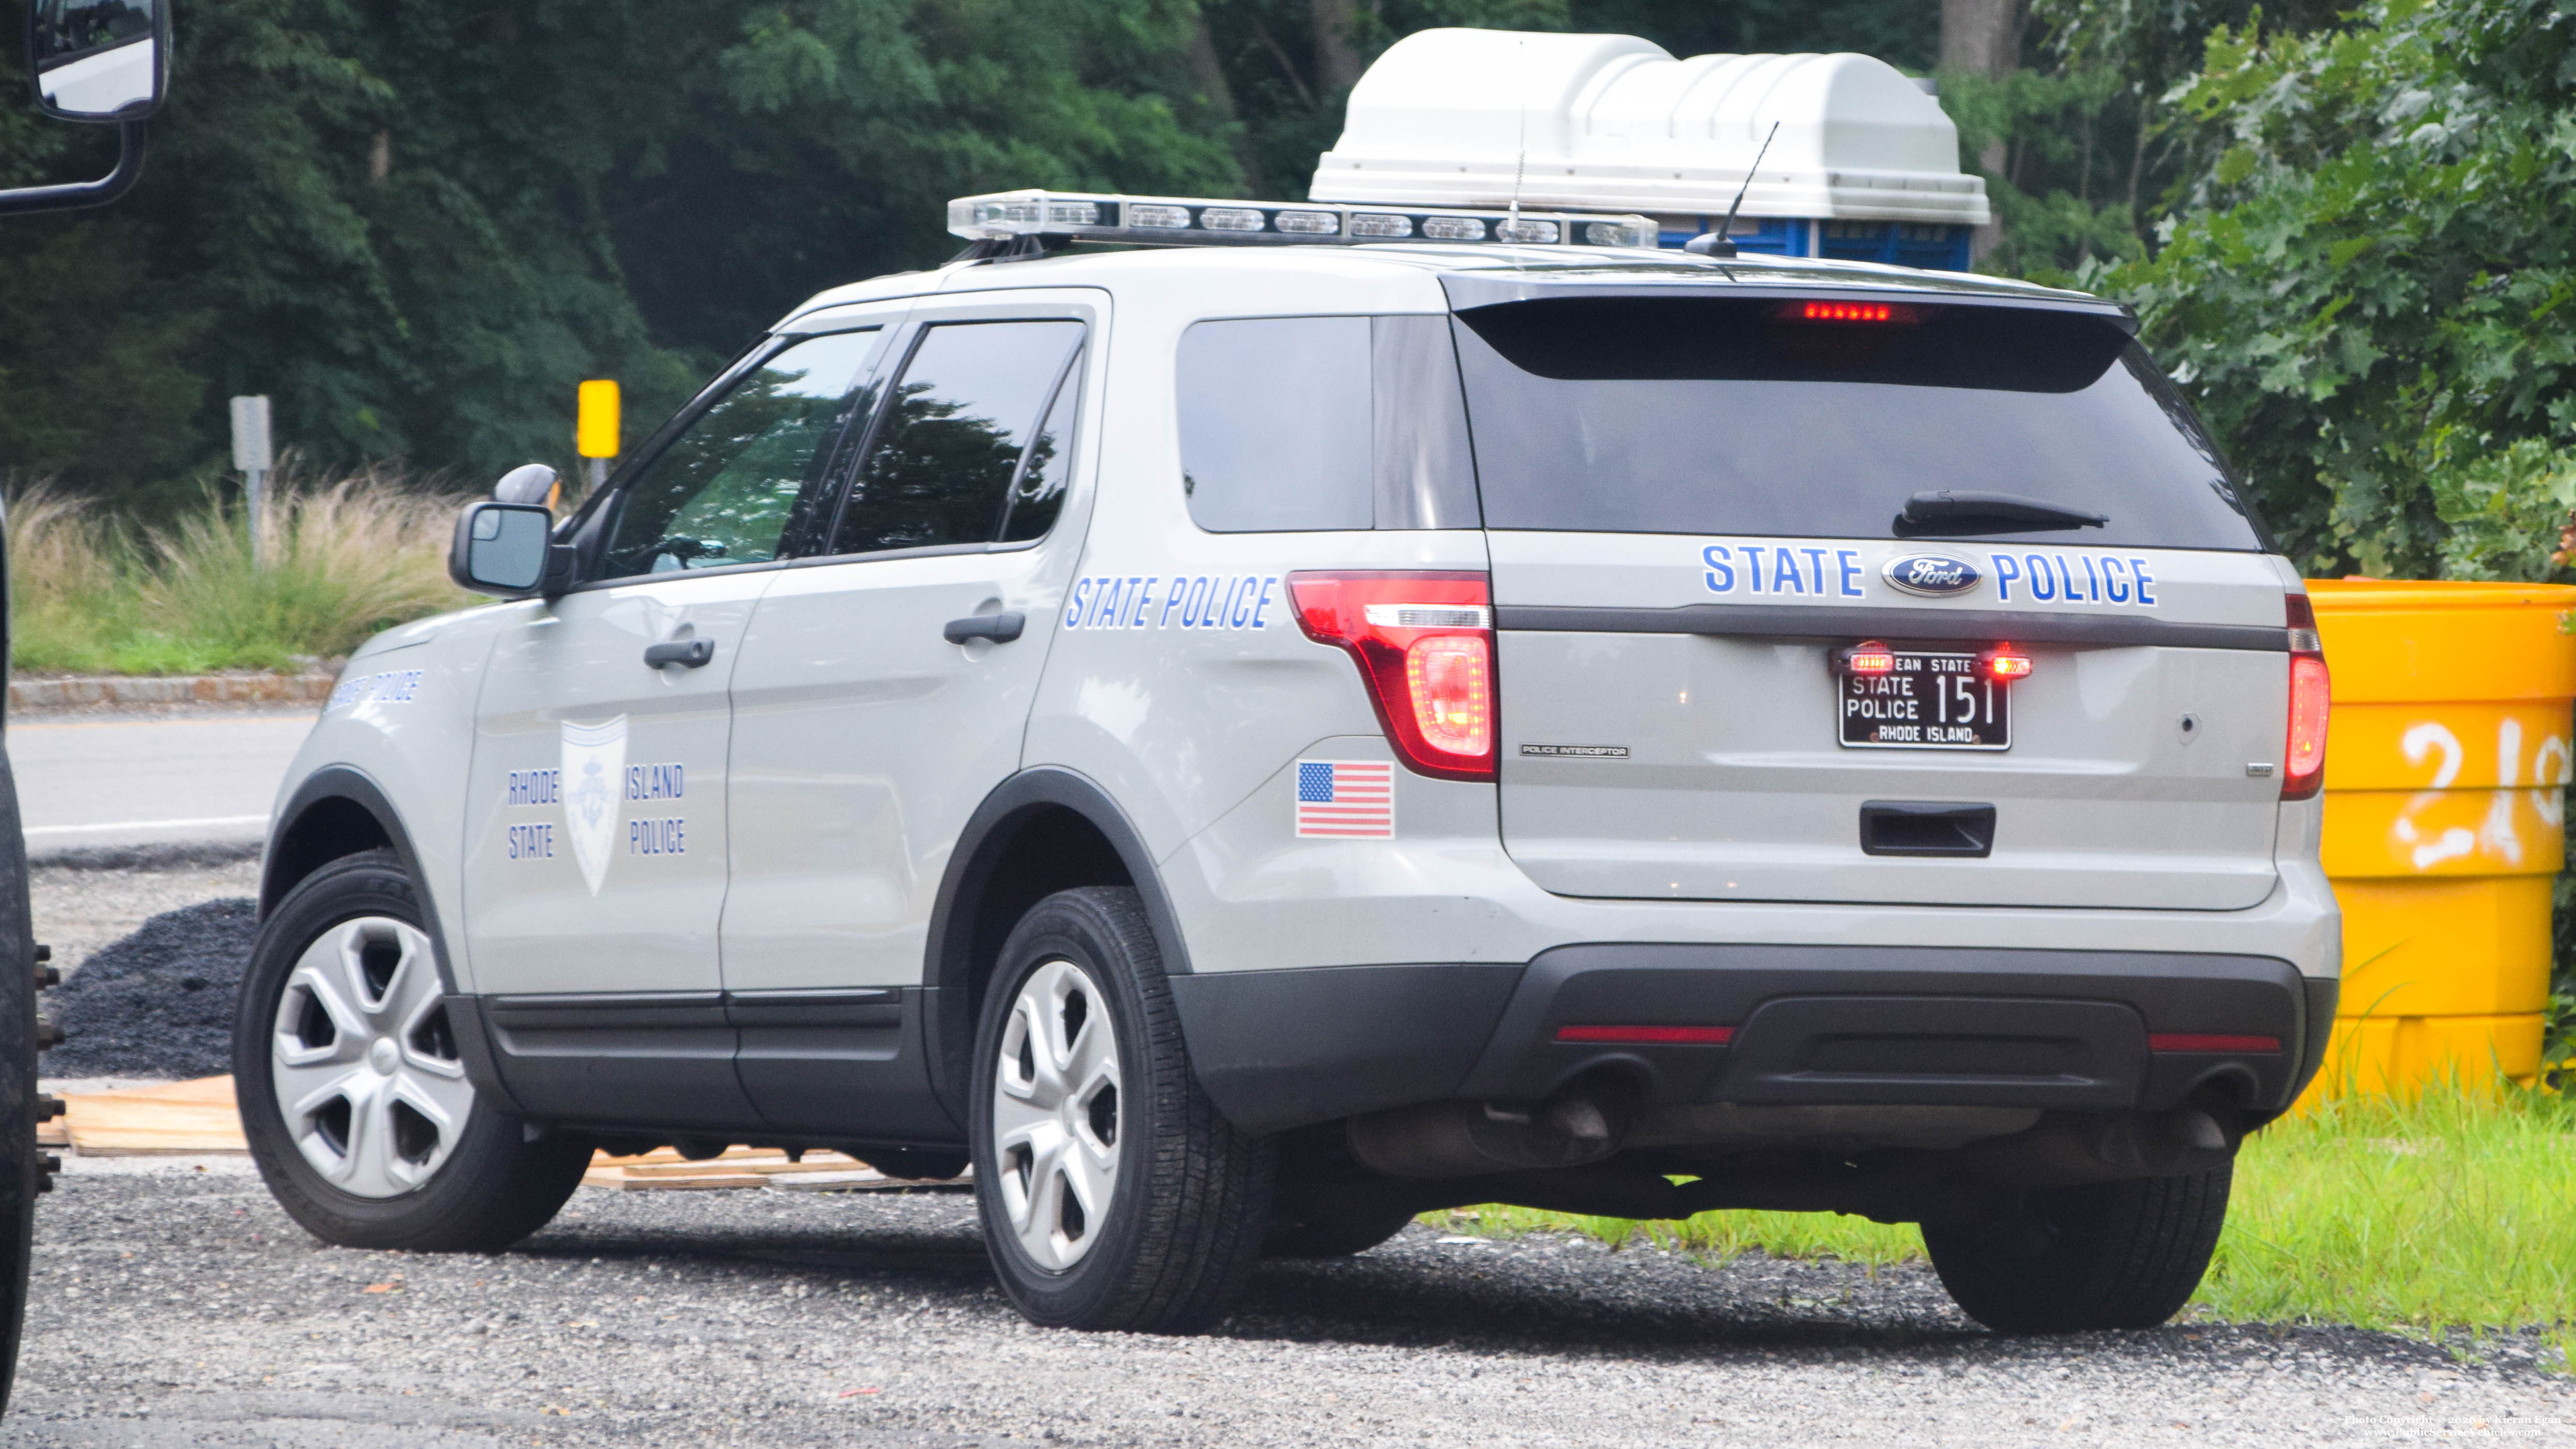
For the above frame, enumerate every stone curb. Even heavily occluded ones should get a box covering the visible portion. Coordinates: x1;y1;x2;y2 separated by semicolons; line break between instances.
6;672;338;712
29;839;265;872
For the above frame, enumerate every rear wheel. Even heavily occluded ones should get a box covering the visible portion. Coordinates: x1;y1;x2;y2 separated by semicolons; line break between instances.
971;887;1272;1332
235;851;590;1251
1923;1165;2232;1333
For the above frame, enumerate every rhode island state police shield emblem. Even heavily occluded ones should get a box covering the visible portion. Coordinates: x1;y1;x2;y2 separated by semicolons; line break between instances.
559;716;627;896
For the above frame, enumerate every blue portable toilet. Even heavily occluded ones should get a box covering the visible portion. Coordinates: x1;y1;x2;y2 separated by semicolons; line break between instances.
1310;30;1988;271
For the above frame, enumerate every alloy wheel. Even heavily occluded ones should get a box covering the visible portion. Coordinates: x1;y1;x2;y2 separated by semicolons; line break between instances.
990;957;1122;1270
268;916;471;1199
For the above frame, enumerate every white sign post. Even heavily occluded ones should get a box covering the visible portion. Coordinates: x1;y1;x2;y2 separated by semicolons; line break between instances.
229;395;273;569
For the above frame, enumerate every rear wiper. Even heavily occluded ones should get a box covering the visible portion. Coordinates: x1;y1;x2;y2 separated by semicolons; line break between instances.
1896;490;2109;535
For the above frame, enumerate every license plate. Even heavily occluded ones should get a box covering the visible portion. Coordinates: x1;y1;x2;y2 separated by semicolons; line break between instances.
1839;650;2010;750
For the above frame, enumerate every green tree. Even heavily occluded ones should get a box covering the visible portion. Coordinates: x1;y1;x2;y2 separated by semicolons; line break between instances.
0;0;1237;507
2098;0;2576;579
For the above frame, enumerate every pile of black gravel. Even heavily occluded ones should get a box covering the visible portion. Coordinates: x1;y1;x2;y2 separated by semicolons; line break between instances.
45;899;257;1079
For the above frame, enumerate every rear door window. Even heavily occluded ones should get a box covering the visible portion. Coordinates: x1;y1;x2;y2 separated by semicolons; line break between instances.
830;319;1086;556
1177;315;1477;532
1449;296;2266;550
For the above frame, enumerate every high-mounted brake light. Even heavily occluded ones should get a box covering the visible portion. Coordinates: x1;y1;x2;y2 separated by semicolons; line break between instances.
2283;593;2330;800
1289;572;1496;782
1779;300;1922;325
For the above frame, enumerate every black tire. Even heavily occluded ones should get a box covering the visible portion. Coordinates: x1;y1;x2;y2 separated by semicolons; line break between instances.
1264;1191;1417;1259
0;753;40;1412
1923;1165;2232;1333
234;850;590;1252
970;887;1273;1332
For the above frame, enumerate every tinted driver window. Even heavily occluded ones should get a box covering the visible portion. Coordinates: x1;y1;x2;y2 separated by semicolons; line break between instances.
831;320;1087;556
596;329;880;581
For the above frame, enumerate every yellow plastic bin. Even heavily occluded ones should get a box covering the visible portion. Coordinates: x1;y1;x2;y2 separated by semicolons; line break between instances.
2305;578;2576;1102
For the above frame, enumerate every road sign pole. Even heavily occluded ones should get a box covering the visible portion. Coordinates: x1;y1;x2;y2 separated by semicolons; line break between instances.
228;395;273;569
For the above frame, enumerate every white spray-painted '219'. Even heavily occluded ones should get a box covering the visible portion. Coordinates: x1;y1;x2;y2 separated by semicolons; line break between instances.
2389;719;2572;871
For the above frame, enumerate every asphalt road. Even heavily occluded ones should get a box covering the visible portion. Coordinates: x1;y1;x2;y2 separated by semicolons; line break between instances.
7;711;314;859
1;1165;2567;1448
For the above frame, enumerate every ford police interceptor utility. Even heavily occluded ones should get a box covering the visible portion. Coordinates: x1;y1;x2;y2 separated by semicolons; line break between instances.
234;188;2338;1336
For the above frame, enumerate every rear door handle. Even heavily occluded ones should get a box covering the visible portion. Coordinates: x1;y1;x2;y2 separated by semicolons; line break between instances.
644;638;716;669
943;612;1026;645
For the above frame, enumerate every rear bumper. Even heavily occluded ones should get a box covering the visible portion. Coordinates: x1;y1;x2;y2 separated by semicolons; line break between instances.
1171;945;2336;1136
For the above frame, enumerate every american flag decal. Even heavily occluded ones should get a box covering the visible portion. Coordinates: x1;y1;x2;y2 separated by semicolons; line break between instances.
1294;759;1395;838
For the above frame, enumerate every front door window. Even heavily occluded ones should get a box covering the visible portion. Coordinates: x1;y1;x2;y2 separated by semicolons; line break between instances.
598;330;881;579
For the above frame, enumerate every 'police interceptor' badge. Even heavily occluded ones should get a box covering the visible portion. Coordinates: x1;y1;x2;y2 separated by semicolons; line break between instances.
1882;554;1983;597
560;716;627;895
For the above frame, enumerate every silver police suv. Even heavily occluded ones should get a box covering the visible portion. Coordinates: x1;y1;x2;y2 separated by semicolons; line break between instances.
236;192;2339;1335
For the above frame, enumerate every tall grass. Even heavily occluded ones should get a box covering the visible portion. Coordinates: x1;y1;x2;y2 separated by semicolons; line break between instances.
7;468;473;675
1466;1082;2576;1331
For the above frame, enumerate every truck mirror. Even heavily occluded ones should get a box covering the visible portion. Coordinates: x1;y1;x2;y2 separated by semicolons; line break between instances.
449;502;553;597
28;0;168;124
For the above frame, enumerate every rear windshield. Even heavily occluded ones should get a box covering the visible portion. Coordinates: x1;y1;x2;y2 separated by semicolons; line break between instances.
1449;296;2267;550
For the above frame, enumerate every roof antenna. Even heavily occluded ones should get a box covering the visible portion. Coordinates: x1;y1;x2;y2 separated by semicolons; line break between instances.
1507;37;1529;263
1687;120;1779;259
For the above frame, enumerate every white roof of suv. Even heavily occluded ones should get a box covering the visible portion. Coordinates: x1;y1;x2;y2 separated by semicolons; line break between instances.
779;244;2097;331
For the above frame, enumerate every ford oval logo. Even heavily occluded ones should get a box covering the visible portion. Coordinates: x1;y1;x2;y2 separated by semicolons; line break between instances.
1883;554;1982;597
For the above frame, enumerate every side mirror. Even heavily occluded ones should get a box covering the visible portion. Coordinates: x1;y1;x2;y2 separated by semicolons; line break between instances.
29;0;169;124
449;501;554;597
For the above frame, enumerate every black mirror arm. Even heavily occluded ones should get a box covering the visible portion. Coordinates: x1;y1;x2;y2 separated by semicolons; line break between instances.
0;119;146;219
537;542;579;601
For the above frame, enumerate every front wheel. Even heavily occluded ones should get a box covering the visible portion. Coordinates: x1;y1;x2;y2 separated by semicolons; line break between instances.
971;887;1272;1332
235;850;591;1252
1923;1165;2232;1333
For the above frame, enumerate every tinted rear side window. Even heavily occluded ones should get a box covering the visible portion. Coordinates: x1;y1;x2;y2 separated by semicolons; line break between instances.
1450;296;2265;550
1178;315;1477;532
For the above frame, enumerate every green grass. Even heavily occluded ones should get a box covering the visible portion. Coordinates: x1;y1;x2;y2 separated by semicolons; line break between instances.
7;471;473;675
1454;1083;2576;1332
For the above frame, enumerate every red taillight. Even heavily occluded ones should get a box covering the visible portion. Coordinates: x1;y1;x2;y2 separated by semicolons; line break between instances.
2283;593;2330;800
1556;1025;1736;1045
2148;1033;2281;1054
1288;572;1497;781
1980;647;2033;680
1839;640;1896;675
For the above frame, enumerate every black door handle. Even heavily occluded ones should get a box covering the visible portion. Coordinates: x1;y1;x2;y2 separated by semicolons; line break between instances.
644;638;716;669
943;612;1026;645
1859;800;1996;858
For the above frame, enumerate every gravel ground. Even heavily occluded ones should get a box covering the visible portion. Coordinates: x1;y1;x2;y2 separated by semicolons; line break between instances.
29;857;263;988
41;901;256;1080
1;1168;2567;1448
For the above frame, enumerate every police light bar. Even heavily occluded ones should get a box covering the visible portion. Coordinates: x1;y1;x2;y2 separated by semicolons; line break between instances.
947;189;1658;250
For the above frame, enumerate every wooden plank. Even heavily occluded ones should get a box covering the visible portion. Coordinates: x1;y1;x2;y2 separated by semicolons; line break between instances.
613;1155;871;1180
62;1075;247;1156
580;1168;770;1192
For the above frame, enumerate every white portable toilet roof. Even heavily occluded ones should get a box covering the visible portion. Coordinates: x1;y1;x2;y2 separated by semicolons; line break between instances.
1310;28;1989;227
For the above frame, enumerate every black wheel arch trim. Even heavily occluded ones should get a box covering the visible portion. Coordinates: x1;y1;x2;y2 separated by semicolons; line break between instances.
261;765;525;1113
923;766;1191;1121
